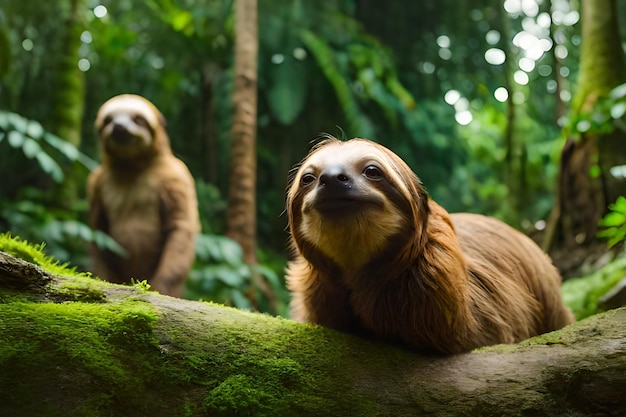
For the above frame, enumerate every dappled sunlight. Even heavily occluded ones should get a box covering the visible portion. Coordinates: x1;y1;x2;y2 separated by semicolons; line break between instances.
494;87;509;103
93;4;108;19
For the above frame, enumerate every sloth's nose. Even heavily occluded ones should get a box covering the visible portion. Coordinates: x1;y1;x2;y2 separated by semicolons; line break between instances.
319;166;352;190
111;122;133;144
112;122;128;134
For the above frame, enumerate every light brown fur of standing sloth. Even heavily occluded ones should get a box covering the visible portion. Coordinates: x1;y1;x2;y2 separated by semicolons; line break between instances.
87;94;200;298
286;137;574;354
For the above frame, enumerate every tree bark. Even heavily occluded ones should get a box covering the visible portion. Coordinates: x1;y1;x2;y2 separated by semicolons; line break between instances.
226;0;259;266
226;0;276;310
48;0;86;208
543;0;626;270
1;250;625;417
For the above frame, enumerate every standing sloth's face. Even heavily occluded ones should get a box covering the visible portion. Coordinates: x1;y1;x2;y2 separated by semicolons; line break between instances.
286;138;428;271
95;94;165;160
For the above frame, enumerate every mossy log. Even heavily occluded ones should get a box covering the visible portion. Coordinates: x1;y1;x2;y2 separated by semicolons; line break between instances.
1;251;625;417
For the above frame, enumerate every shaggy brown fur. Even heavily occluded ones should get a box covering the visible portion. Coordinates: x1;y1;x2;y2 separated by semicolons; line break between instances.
87;94;200;297
286;137;574;354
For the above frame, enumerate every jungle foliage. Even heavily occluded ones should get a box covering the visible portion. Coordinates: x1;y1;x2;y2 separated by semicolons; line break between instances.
1;0;625;316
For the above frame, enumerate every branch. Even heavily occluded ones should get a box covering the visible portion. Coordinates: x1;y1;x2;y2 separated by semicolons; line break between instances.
0;251;624;416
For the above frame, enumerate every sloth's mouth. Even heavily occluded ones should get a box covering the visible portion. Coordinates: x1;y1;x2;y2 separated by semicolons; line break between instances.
111;126;136;145
314;196;381;217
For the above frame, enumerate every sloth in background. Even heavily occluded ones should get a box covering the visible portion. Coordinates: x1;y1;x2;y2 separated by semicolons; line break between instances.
286;137;574;354
87;94;200;298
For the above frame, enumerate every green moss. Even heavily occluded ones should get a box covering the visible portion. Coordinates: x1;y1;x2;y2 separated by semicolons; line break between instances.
54;275;111;302
0;237;386;416
0;234;153;304
203;374;283;416
475;308;625;354
1;287;367;415
148;303;382;416
0;233;89;278
7;233;622;416
0;299;162;415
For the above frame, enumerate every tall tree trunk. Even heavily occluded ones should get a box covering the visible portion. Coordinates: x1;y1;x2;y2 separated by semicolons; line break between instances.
1;251;625;417
543;0;626;271
227;0;276;309
502;10;519;225
48;0;86;208
226;0;259;265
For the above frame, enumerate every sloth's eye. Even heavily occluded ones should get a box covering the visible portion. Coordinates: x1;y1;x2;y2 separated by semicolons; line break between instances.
103;116;113;126
133;115;148;127
300;173;316;186
363;165;383;180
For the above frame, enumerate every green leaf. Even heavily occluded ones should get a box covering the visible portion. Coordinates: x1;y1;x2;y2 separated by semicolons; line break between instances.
172;10;193;32
7;130;24;147
267;58;308;125
194;234;244;265
7;112;27;132
43;133;79;160
211;265;245;287
253;264;281;288
25;120;44;139
218;238;244;266
44;221;64;242
229;289;253;310
299;29;373;137
0;111;97;170
386;76;416;110
610;102;626;119
35;151;64;183
92;230;127;256
607;229;626;248
43;132;97;170
22;137;41;159
599;211;625;227
610;195;626;211
609;83;626;100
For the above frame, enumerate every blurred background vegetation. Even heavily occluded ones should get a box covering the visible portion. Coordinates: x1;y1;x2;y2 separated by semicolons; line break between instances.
1;0;625;319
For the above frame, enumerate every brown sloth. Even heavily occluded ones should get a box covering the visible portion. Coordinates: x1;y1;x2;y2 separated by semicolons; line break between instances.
87;94;200;298
286;137;574;354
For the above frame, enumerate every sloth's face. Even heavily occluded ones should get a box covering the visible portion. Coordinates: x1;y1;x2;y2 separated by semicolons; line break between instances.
288;139;417;270
296;141;395;219
96;96;160;160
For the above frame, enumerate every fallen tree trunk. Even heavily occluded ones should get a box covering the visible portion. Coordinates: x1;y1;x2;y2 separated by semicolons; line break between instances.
0;250;625;416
